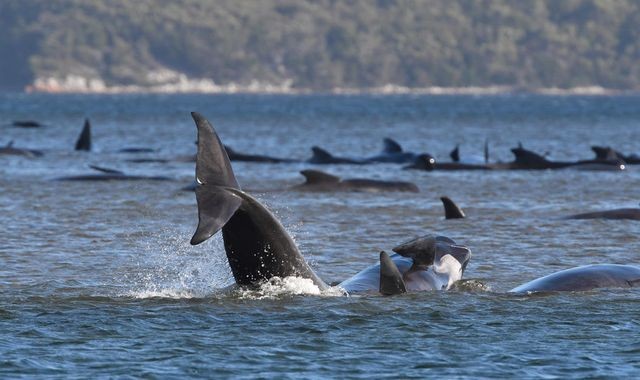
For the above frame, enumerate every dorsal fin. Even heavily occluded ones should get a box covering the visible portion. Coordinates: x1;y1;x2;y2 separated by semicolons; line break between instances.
450;144;460;162
379;251;407;295
440;196;466;219
310;146;335;161
75;119;92;151
89;165;124;175
6;140;14;148
383;138;403;153
190;112;242;245
300;170;340;184
484;139;489;163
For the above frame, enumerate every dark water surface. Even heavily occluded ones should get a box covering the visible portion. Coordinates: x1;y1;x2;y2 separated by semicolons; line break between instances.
1;93;639;378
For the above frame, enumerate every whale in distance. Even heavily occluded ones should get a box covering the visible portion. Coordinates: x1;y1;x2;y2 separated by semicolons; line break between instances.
75;119;92;151
564;207;640;220
53;165;171;181
291;170;419;193
224;145;298;163
440;197;466;219
0;141;43;157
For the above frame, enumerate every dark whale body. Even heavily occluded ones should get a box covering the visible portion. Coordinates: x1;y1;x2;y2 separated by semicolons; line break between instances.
224;145;298;163
53;165;171;181
0;141;43;157
307;138;431;165
291;170;419;193
510;264;640;293
189;112;470;295
565;208;640;220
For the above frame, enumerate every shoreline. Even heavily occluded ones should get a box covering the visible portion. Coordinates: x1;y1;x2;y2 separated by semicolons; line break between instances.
19;76;640;96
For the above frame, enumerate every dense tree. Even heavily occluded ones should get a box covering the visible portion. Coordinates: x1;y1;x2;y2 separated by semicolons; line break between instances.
1;0;639;91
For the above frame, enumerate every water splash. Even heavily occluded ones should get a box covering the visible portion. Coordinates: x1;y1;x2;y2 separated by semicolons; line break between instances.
123;226;234;299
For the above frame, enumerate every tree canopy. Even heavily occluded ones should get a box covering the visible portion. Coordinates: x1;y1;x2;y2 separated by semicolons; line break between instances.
1;0;639;91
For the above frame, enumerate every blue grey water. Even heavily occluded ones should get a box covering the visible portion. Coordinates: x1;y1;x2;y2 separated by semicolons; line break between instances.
1;93;639;378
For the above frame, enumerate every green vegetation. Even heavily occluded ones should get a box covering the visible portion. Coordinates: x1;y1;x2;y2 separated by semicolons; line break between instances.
1;0;640;91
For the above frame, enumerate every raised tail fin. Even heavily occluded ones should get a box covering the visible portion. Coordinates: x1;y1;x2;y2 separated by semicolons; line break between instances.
75;119;92;151
379;251;407;295
440;196;466;219
190;112;242;245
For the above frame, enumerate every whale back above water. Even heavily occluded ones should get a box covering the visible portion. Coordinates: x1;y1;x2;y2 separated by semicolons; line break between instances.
564;208;640;220
510;264;640;293
293;169;419;193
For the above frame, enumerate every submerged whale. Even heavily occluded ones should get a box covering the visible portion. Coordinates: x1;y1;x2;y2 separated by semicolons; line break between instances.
510;264;640;293
0;141;43;157
291;170;419;193
224;145;298;163
188;112;470;295
564;207;640;220
11;120;45;128
307;138;431;165
53;165;171;181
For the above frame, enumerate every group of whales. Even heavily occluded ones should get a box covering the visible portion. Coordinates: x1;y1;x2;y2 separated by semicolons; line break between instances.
188;112;640;296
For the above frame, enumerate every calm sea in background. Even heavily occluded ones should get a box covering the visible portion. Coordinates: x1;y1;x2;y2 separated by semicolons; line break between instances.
1;93;639;378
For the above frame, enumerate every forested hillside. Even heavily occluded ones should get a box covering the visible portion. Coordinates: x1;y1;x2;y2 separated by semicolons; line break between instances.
1;0;639;92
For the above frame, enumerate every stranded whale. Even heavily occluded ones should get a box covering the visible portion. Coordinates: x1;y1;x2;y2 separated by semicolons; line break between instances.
291;169;419;193
510;264;640;293
53;165;171;181
188;112;470;295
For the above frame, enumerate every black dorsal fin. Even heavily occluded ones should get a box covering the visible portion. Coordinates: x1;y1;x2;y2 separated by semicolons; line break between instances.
300;170;340;184
310;146;334;161
484;139;489;163
89;165;124;175
383;138;403;153
7;140;14;148
379;251;407;295
190;112;242;245
450;144;460;162
440;196;466;219
75;119;92;151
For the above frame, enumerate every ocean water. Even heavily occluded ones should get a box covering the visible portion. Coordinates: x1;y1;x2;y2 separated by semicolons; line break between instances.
1;93;639;378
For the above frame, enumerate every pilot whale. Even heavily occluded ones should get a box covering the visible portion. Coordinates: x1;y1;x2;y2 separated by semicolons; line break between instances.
53;165;171;181
564;207;640;220
510;264;640;293
291;169;419;193
0;141;43;157
307;138;431;165
188;112;470;295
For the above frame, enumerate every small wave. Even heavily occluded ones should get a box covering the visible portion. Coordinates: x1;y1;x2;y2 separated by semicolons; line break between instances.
235;277;346;300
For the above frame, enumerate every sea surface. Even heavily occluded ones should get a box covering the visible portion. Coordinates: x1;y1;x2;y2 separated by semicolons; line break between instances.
1;93;639;378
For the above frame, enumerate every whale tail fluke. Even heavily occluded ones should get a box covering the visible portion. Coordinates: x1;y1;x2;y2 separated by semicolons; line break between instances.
75;119;92;151
440;196;466;219
383;138;403;153
379;251;407;295
190;112;242;245
300;170;340;184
